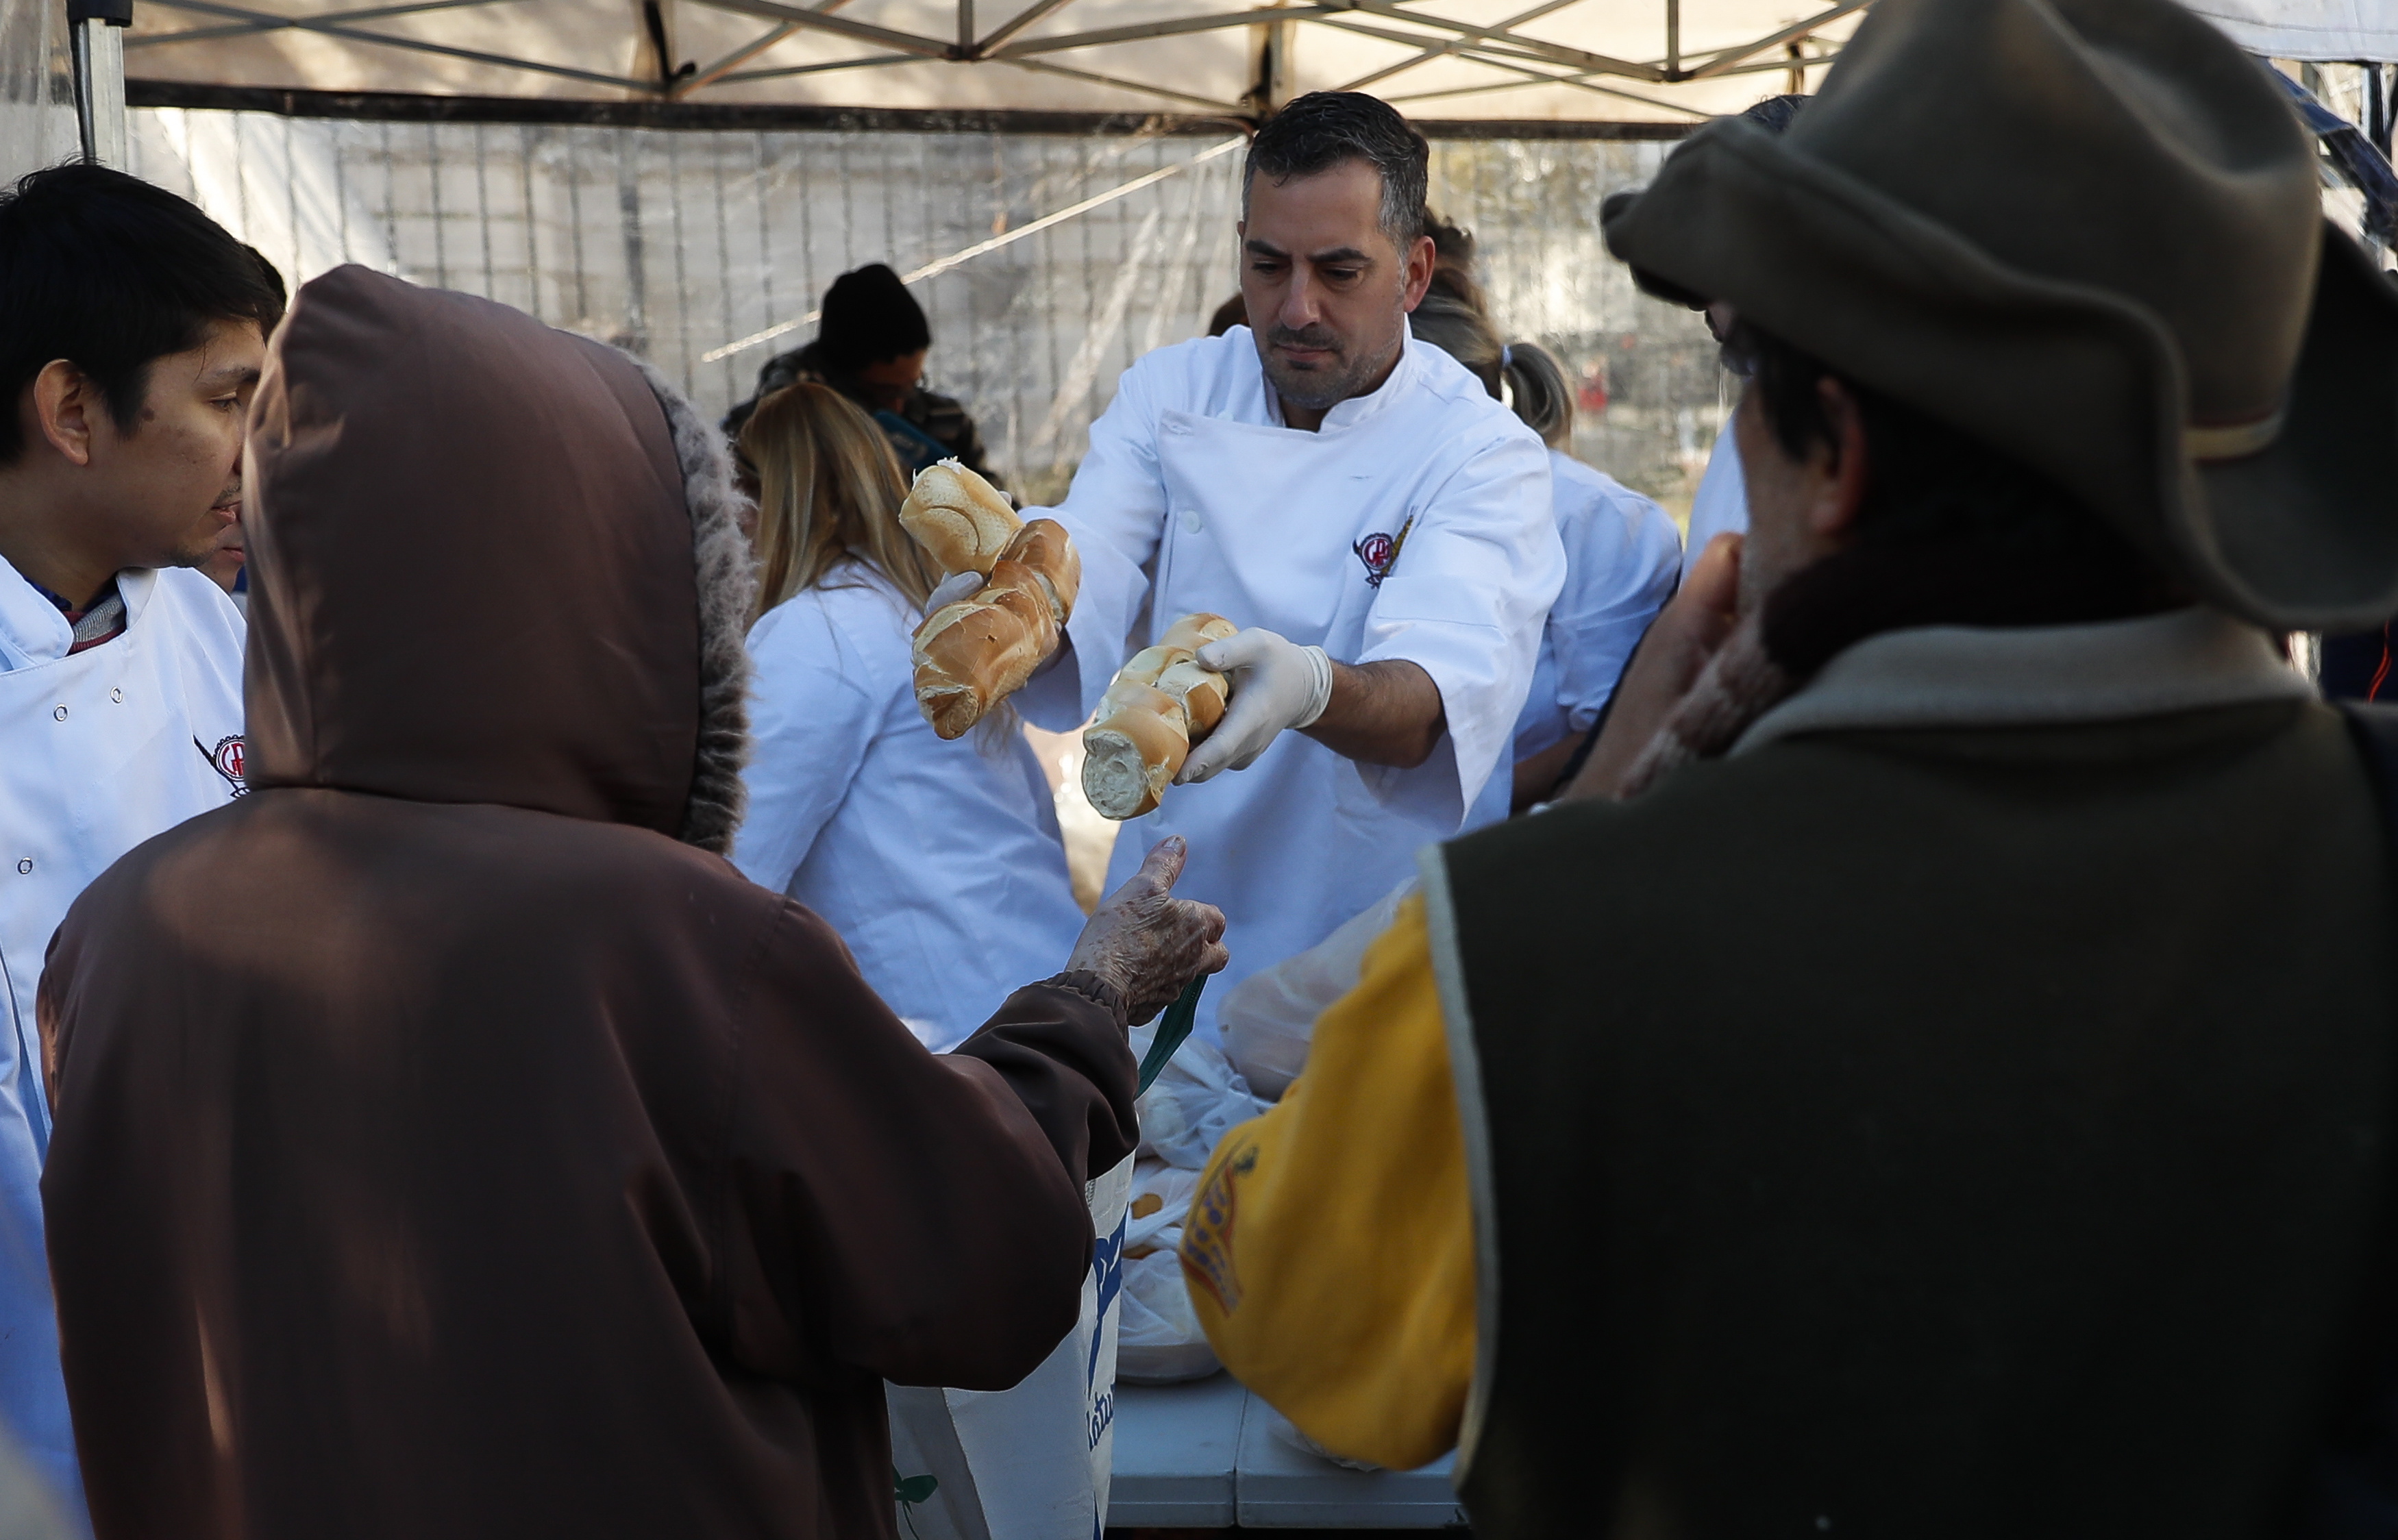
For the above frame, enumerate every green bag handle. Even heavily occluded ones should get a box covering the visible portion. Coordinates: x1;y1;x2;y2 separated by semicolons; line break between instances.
1135;976;1207;1095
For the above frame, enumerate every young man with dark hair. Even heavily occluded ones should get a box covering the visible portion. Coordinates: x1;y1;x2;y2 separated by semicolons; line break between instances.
1185;1;2398;1534
0;162;278;1520
726;262;996;480
1011;90;1564;1050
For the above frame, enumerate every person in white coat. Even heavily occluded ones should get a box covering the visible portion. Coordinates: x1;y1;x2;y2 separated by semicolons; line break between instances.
0;164;274;1526
729;382;1120;1540
1401;290;1682;821
1017;92;1565;1041
730;380;1086;1050
1682;414;1748;586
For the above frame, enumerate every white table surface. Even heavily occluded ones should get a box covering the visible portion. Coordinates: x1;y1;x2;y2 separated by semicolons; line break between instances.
1109;1374;1466;1530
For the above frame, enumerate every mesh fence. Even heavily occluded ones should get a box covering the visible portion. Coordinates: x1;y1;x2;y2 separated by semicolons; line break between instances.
0;0;77;181
127;108;1725;512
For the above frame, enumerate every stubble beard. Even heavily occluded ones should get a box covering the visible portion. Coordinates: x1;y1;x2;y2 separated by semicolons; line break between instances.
1265;346;1379;412
1258;300;1407;413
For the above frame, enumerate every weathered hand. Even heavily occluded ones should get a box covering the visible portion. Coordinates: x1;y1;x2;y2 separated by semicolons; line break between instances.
1065;836;1230;1023
1561;532;1742;802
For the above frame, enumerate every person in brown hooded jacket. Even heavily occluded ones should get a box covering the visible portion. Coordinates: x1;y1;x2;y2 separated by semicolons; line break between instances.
32;264;1227;1540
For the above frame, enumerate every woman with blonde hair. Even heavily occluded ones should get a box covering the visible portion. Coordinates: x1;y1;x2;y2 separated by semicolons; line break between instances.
731;382;1087;1054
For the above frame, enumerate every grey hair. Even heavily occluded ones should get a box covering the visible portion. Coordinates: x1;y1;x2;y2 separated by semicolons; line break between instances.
624;354;759;856
1244;91;1429;250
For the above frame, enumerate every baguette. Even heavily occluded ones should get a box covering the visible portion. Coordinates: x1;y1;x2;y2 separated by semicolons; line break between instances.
909;518;1080;739
998;517;1082;624
1080;612;1235;820
1157;613;1238;654
898;458;1019;578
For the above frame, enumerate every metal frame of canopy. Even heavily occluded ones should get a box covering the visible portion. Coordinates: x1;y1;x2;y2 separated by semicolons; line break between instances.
103;0;1868;127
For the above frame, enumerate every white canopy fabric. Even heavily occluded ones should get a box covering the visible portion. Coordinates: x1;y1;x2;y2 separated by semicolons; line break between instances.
121;1;1871;122
2181;1;2398;62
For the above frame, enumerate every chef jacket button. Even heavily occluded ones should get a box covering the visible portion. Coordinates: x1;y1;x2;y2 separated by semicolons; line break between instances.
14;860;29;875
1180;509;1204;534
110;687;123;703
51;705;65;721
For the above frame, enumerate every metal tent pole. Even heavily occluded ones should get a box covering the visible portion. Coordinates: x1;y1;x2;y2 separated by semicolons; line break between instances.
66;0;132;168
2369;61;2390;161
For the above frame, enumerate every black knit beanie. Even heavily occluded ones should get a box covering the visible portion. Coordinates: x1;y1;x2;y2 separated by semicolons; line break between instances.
816;263;930;373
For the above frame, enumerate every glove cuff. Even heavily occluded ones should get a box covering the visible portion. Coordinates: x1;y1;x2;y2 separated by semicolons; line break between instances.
1293;645;1334;730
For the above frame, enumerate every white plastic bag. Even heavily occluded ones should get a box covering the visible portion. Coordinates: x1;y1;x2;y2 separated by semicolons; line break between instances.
890;1154;1134;1539
1112;1039;1268;1383
1123;1161;1200;1258
1220;876;1417;1100
1116;1249;1222;1384
1134;1037;1268;1170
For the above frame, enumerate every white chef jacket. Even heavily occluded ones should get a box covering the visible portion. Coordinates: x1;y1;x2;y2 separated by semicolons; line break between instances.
732;564;1087;1053
1465;452;1682;830
1021;327;1563;1041
0;561;246;1524
1683;429;1750;582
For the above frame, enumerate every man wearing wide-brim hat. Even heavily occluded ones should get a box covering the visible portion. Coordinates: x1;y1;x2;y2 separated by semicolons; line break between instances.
1179;0;2398;1532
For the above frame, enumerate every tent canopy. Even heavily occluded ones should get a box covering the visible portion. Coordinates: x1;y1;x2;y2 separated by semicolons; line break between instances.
2182;1;2398;62
121;0;1874;123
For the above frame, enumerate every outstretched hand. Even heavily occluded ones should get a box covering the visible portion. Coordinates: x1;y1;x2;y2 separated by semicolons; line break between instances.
1066;836;1230;1023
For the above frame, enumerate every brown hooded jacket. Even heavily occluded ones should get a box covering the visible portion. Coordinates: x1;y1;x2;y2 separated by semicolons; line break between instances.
36;265;1137;1539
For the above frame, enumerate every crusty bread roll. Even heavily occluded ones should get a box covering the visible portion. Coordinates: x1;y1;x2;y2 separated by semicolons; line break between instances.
899;458;1019;577
1156;658;1228;736
1158;612;1237;654
1000;517;1082;623
909;518;1081;739
1080;612;1235;820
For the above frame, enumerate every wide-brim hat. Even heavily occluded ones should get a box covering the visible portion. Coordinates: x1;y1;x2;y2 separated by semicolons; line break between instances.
1602;0;2398;632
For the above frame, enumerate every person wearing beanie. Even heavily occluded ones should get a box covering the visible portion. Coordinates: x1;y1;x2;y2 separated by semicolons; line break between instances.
726;262;997;484
1183;1;2398;1535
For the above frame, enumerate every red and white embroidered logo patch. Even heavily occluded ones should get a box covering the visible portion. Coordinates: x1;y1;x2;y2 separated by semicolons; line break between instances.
196;734;247;796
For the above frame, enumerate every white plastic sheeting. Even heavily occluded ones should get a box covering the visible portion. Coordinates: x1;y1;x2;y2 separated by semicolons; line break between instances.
2186;1;2398;62
128;110;1724;508
0;0;78;182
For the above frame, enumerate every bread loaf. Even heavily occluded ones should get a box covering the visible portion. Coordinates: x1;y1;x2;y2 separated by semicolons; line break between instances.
910;518;1080;739
899;458;1020;577
1158;612;1238;654
997;517;1082;625
1080;612;1235;819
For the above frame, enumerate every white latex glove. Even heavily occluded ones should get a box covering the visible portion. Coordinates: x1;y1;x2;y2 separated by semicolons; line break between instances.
1179;627;1333;783
924;570;983;614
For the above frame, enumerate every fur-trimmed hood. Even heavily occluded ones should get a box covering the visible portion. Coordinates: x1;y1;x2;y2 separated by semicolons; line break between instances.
245;265;754;852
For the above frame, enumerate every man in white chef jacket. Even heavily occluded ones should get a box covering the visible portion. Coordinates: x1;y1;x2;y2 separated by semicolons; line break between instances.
1020;92;1564;1040
0;164;275;1524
